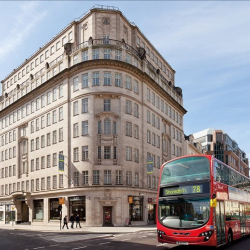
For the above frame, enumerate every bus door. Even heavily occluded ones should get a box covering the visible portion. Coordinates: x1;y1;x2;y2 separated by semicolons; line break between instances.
239;204;246;236
216;201;226;245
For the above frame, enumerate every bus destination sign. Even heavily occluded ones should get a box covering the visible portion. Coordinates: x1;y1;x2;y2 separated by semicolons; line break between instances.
163;184;203;196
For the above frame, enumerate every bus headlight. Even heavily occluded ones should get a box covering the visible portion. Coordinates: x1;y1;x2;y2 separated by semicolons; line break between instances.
157;230;166;238
199;230;214;241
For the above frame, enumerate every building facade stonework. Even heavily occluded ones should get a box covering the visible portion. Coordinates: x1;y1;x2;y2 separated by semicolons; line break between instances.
0;6;187;226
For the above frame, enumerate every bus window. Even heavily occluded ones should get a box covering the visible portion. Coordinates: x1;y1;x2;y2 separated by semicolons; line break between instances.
229;169;238;187
214;162;229;185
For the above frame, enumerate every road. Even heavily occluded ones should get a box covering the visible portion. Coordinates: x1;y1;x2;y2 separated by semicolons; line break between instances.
0;229;250;250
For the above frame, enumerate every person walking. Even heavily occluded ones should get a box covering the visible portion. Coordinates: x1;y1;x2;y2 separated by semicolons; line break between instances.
75;214;82;228
69;213;75;229
62;215;69;229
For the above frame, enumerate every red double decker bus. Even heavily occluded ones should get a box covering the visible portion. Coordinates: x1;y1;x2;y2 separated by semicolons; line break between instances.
157;154;250;247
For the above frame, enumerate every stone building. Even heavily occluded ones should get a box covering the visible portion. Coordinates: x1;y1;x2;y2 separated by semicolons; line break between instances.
0;5;186;226
183;134;204;155
193;128;249;177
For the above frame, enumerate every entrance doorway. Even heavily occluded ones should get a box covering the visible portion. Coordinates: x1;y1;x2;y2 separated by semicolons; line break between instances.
103;207;112;226
21;201;29;222
216;201;226;245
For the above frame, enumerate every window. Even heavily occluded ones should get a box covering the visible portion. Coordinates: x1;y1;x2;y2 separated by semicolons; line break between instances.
83;171;88;185
73;77;79;92
73;148;79;162
104;146;111;159
82;146;89;160
152;92;155;105
147;175;151;188
126;147;132;161
104;118;111;135
134;80;139;94
82;98;88;113
41;156;45;169
126;171;132;185
59;128;63;142
125;76;132;90
53;153;57;166
126;54;131;64
59;107;63;121
135;172;139;186
134;148;139;162
36;137;40;150
92;49;99;59
104;99;111;111
47;91;51;104
113;122;117;135
68;31;72;41
134;103;139;118
125;100;132;114
56;41;60;50
47;155;51;168
59;84;63;98
73;123;79;137
31;121;34;133
93;72;99;86
36;118;39;131
147;88;150;101
115;73;122;87
98;121;101;134
47;113;51;126
93;170;100;185
82;73;88;88
116;170;122;185
62;36;67;46
82;50;88;61
147;110;151;123
47;133;51;146
134;125;139;139
98;146;101;159
31;139;34;151
53;175;57;189
36;158;40;170
113;146;117;160
147;130;151;144
47;176;51;190
53;88;57;102
52;110;57;123
51;46;54;55
73;101;78;116
104;170;111;184
104;48;111;59
31;159;34;172
115;50;122;61
126;122;132;137
82;121;88;135
104;72;111;86
53;130;57;144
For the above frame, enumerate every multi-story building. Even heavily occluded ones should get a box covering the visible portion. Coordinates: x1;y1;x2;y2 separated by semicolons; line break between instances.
0;5;186;226
183;134;204;155
193;128;249;177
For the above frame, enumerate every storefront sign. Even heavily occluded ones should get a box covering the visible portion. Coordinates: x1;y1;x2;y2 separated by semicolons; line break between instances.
128;196;133;203
15;196;25;201
69;196;85;201
59;197;65;205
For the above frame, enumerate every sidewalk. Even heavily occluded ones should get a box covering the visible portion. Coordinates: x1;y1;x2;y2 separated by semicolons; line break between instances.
0;223;156;234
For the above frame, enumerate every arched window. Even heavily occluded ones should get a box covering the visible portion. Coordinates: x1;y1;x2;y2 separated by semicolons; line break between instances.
104;118;111;135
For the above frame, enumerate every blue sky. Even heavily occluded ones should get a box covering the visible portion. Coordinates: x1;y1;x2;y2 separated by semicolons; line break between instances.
0;1;249;159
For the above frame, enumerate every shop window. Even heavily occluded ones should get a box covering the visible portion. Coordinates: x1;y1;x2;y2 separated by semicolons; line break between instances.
33;200;44;220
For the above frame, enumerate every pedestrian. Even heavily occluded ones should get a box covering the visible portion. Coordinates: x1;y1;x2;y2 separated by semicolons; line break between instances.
62;215;69;229
69;213;75;229
75;214;82;228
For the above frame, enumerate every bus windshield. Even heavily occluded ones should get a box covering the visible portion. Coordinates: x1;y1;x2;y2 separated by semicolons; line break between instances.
161;156;210;185
158;197;210;229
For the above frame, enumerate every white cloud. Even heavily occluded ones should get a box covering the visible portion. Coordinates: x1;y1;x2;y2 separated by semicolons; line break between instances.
0;2;47;58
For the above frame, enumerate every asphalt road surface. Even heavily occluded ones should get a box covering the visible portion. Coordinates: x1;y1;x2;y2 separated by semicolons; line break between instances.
0;229;250;250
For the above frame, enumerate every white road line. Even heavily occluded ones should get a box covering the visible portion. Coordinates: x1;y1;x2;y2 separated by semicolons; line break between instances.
121;239;130;241
139;236;147;238
157;243;169;247
99;242;111;245
33;247;45;250
71;247;87;250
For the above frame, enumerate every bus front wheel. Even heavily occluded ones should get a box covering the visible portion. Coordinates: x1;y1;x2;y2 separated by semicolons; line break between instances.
227;231;233;245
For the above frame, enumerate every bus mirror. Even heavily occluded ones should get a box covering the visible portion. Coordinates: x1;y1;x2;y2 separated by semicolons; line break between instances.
212;193;216;199
210;198;217;208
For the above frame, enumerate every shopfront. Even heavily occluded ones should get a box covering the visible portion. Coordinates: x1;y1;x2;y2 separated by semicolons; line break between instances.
0;205;4;222
33;199;44;220
129;196;143;221
69;196;86;221
147;198;157;224
49;198;60;220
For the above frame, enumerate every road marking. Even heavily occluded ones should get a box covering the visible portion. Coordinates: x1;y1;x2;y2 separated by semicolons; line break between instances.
71;247;87;250
157;243;169;247
139;236;147;238
121;239;130;241
33;247;45;249
99;242;111;245
49;245;60;247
